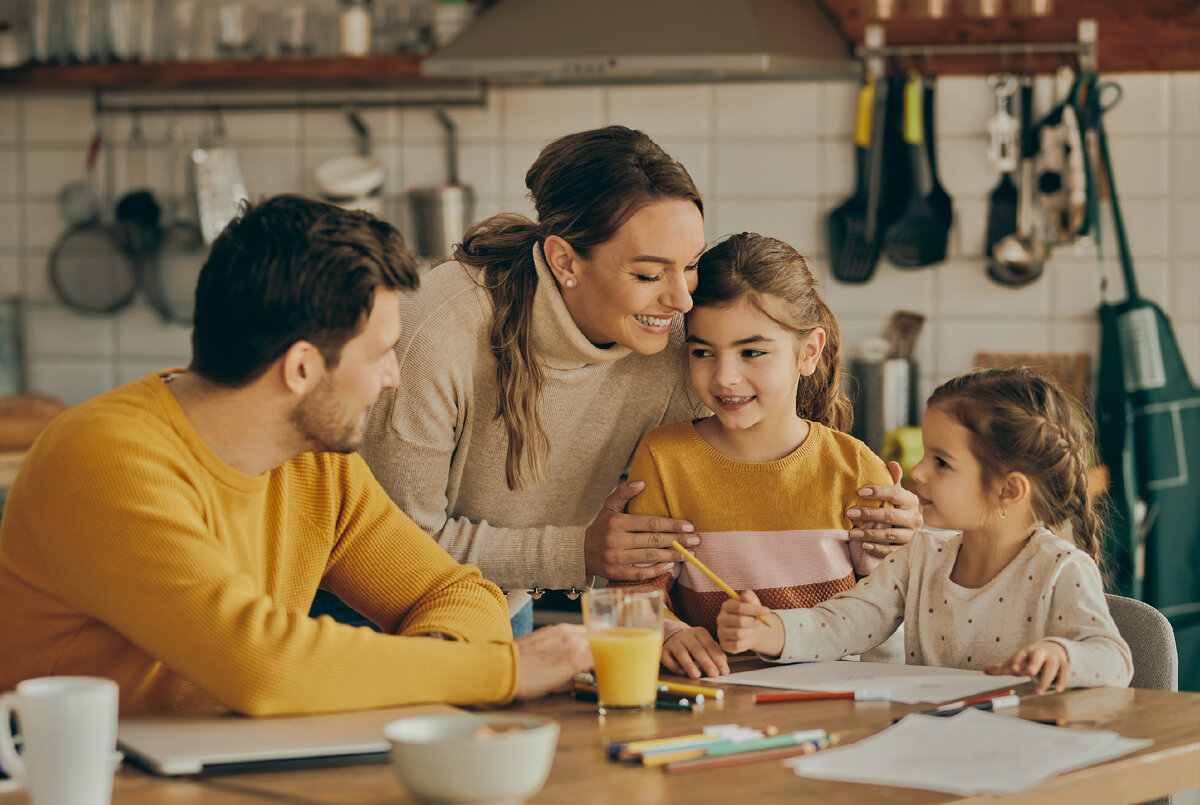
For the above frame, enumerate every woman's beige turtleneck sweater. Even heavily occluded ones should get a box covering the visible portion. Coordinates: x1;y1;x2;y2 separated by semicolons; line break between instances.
362;245;696;612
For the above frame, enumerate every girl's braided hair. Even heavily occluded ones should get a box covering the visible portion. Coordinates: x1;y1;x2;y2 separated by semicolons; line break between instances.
927;367;1103;566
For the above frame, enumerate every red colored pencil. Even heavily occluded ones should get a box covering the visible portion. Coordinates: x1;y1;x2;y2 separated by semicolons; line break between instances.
754;689;888;704
933;688;1016;711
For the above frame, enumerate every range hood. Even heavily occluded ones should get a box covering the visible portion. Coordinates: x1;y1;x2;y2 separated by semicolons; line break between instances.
421;0;858;83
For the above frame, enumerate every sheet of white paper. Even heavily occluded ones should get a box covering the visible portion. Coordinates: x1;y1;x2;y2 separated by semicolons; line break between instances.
707;661;1028;704
785;709;1151;795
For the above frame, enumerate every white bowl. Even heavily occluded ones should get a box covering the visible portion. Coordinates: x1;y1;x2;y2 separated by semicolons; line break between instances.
383;713;559;805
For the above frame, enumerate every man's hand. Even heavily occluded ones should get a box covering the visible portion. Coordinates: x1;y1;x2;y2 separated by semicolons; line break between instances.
513;624;593;700
661;627;729;679
984;641;1072;694
584;481;699;581
848;461;923;557
715;591;784;658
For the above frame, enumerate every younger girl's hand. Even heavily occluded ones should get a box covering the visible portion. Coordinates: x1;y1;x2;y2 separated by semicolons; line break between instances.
716;591;784;657
984;641;1071;694
661;627;730;679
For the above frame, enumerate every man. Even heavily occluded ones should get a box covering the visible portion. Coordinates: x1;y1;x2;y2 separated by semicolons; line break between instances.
0;195;591;716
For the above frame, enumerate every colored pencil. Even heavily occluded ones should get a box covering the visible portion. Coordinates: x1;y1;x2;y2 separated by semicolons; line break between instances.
754;689;889;703
920;694;1020;718
933;688;1016;711
663;735;835;774
670;541;772;627
659;681;726;699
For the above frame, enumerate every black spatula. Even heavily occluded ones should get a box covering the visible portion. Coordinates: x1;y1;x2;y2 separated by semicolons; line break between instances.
828;76;882;283
922;74;954;235
884;72;950;268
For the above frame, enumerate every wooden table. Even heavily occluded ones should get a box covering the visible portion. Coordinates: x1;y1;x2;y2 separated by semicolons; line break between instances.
3;680;1198;804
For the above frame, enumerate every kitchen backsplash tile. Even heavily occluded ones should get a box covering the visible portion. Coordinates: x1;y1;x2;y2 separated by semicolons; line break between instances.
1171;199;1200;257
713;140;822;196
0;202;17;249
607;85;713;139
402;104;501;143
932;76;997;138
1173;261;1200;318
237;144;306;200
114;306;192;358
1108;137;1170;197
713;81;823;137
0;255;19;297
1169;136;1200;195
1170;73;1200;133
709;198;821;254
1;73;1196;405
0;149;19;201
1103;74;1171;135
25;304;116;356
27;357;115;406
21;94;95;146
936;319;1052;379
652;139;712;198
501;87;605;141
0;98;18;144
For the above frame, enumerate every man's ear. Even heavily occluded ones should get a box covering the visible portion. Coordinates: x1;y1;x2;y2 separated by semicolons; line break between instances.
280;341;325;395
542;235;581;289
797;328;827;377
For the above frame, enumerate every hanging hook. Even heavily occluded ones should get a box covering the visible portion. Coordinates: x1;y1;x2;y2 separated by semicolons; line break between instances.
922;46;935;76
345;108;370;157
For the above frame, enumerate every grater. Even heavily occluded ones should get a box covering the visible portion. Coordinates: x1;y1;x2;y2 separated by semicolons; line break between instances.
191;116;248;245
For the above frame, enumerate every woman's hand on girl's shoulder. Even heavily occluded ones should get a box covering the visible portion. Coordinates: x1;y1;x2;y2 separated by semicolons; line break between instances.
848;461;923;557
661;627;729;679
584;481;697;580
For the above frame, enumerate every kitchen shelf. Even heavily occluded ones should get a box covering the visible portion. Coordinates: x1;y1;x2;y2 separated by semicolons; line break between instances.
0;53;473;91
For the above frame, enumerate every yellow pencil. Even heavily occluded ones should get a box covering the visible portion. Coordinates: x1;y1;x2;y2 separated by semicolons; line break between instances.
670;540;773;627
658;680;725;699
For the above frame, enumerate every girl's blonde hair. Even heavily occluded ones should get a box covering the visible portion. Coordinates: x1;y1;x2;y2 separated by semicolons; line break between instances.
927;367;1103;563
692;232;852;432
448;126;702;491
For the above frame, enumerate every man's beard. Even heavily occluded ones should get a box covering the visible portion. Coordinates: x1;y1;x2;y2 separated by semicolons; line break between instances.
289;374;362;454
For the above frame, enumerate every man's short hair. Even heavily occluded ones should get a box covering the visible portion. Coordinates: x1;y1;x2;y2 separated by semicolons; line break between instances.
190;195;420;387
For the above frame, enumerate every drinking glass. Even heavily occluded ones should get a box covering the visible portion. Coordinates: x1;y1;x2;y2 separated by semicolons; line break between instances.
582;588;664;713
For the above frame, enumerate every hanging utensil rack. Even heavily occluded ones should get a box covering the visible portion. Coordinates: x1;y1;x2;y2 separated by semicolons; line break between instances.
856;18;1098;73
91;83;487;117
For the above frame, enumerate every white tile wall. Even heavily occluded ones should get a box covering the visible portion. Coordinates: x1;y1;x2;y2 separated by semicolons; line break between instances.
1;72;1197;409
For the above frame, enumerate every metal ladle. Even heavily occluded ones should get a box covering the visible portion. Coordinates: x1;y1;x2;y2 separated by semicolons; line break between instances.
989;74;1047;286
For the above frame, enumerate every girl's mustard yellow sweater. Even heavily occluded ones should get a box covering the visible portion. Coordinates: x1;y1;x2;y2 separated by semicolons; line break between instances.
0;372;517;716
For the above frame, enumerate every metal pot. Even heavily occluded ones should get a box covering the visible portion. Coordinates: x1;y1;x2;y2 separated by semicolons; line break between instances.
407;109;474;260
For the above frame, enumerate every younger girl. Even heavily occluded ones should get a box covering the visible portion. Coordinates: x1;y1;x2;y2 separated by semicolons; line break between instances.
718;367;1133;693
613;232;900;679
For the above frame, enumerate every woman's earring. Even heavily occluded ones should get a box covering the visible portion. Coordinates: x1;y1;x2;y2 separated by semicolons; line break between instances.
999;508;1008;519
564;278;576;288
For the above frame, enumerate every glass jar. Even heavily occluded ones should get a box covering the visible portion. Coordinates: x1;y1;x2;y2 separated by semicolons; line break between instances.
339;0;372;56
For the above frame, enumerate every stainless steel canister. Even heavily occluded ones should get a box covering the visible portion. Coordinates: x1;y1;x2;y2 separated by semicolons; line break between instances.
407;184;474;260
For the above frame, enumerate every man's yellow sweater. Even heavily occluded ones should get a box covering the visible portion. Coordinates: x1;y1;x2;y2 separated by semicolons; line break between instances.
0;372;518;716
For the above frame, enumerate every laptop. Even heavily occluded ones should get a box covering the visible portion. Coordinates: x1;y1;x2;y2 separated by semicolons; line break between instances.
118;703;461;776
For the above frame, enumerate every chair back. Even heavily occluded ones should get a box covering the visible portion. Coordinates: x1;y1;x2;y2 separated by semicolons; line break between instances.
1105;594;1178;691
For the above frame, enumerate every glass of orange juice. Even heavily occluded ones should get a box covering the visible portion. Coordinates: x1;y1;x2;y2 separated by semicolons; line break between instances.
582;588;664;713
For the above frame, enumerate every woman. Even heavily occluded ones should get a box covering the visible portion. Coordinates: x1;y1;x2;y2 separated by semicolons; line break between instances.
358;126;921;635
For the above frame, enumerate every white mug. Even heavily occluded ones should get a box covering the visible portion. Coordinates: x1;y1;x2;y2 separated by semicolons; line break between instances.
0;676;119;805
